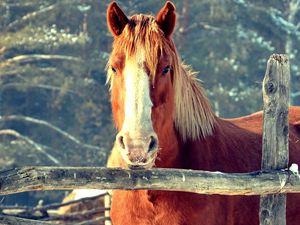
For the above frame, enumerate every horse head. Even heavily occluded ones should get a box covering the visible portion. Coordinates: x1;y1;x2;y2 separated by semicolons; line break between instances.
106;1;178;169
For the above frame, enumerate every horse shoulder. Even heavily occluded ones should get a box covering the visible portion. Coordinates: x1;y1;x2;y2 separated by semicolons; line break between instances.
111;190;156;225
289;106;300;135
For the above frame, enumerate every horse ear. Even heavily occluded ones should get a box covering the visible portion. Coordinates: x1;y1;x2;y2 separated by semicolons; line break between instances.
156;1;176;38
107;2;129;37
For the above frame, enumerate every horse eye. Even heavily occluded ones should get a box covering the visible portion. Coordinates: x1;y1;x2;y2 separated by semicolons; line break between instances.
111;67;117;74
162;66;171;75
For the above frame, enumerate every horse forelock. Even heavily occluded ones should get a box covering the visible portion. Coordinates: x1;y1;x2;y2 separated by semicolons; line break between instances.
107;14;216;142
108;15;164;80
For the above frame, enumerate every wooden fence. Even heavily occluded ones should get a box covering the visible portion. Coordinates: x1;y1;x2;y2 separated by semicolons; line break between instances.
0;54;300;225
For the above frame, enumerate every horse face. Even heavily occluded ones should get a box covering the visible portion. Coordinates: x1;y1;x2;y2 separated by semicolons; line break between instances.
107;1;176;169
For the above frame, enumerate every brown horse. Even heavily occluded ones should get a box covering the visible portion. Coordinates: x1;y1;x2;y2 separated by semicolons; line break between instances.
106;1;300;225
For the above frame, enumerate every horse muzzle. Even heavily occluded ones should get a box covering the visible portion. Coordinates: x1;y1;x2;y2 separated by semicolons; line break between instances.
116;133;158;168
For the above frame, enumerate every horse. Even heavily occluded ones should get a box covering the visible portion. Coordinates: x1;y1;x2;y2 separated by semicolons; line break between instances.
106;1;300;225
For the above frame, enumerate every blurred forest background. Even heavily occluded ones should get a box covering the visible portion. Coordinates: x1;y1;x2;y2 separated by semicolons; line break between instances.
0;0;300;207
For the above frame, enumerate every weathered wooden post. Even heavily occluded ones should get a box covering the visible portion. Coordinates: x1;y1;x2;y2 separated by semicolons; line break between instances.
260;54;290;225
105;194;112;225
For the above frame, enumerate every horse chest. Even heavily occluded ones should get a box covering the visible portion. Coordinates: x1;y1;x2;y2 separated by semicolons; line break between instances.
111;190;185;225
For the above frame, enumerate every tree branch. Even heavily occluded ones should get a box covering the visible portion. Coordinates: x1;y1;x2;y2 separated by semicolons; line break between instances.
1;83;77;96
180;22;221;34
0;67;58;78
0;54;83;68
6;4;58;31
0;129;60;165
0;115;100;152
291;91;300;98
0;193;107;212
0;193;109;224
1;208;106;221
0;216;54;225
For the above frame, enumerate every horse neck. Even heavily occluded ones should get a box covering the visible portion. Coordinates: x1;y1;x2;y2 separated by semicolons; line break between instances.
155;63;217;169
182;117;262;172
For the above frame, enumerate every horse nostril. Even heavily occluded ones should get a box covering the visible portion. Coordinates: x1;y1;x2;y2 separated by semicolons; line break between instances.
148;136;158;152
117;135;125;150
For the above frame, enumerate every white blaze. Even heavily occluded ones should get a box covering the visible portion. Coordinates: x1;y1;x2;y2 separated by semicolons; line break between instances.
121;53;153;136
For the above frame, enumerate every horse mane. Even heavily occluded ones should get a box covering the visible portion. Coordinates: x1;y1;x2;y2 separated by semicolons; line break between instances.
107;14;216;142
174;64;216;141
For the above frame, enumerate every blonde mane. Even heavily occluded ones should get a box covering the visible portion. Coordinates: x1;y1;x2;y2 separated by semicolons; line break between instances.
174;63;216;141
107;14;216;141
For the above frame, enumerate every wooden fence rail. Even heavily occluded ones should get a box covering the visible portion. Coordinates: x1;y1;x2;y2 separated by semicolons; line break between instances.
0;54;298;225
0;166;300;196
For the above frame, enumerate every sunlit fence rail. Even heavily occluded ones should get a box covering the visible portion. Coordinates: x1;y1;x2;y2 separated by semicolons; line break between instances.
0;54;299;225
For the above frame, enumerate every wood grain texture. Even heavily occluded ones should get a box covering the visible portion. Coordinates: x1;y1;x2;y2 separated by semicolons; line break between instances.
260;54;290;225
0;166;300;196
